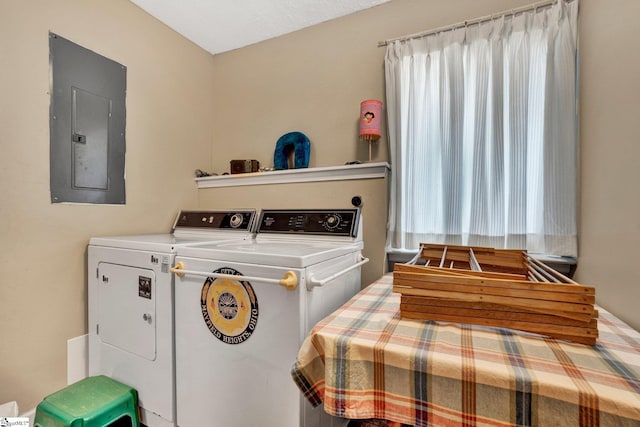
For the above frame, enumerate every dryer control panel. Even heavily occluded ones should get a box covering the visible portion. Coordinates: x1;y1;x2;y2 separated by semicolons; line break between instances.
258;209;359;237
173;210;256;231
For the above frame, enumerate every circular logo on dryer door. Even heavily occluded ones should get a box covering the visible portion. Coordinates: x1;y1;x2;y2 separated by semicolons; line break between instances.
201;267;259;345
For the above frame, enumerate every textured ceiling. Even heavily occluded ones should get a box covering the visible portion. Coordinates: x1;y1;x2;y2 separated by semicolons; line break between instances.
129;0;391;55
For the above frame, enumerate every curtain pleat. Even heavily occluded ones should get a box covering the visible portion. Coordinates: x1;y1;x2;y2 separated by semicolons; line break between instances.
385;0;578;256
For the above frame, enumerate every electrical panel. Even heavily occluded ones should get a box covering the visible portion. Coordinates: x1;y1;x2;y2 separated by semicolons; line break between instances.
49;32;126;204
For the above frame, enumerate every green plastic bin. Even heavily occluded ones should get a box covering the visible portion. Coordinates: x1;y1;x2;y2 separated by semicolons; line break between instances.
34;375;140;427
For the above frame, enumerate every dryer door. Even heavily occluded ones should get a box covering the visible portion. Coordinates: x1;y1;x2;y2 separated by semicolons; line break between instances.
97;262;156;360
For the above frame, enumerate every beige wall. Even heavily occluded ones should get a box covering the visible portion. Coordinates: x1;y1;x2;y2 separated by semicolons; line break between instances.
3;0;640;414
208;0;540;172
0;0;215;411
576;0;640;330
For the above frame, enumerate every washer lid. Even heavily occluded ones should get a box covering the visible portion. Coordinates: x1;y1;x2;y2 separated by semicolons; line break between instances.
88;209;258;252
88;233;250;253
175;239;362;268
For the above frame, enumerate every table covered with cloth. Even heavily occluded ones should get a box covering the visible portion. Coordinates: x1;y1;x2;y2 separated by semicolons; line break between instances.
291;274;640;426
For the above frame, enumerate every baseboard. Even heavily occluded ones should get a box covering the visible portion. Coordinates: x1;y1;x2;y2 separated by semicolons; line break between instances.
67;334;88;384
20;407;36;425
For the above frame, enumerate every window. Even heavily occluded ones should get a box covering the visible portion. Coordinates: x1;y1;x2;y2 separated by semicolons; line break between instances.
385;0;578;257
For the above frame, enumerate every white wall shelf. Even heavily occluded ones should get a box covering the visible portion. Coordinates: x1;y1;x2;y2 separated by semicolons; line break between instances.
195;162;390;188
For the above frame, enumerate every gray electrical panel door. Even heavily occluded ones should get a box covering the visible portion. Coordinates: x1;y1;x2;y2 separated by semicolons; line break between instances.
50;32;126;204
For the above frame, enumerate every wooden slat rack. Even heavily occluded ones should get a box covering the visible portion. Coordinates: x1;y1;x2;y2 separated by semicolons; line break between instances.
393;243;598;345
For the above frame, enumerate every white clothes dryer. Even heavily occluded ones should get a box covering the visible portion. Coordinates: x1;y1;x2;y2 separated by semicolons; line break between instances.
87;210;257;427
171;209;368;427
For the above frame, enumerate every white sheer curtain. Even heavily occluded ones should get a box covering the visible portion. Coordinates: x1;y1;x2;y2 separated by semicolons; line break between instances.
385;0;578;256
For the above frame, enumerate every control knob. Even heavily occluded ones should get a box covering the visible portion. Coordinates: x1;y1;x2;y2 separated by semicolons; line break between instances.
324;214;341;230
229;213;244;228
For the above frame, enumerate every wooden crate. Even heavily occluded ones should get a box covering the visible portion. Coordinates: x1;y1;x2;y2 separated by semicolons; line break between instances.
393;244;597;345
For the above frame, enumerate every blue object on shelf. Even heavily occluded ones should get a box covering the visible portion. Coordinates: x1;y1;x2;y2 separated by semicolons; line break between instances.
273;131;310;170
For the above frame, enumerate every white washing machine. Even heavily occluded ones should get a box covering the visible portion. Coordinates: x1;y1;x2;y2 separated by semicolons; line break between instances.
172;209;368;427
87;210;257;427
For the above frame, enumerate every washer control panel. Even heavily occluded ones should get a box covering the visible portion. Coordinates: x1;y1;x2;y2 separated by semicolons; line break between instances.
258;209;359;237
173;210;256;231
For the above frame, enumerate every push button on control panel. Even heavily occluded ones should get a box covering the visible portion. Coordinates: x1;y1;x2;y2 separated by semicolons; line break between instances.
229;213;243;228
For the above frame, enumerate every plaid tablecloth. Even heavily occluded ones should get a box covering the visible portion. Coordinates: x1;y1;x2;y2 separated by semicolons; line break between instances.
292;274;640;426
